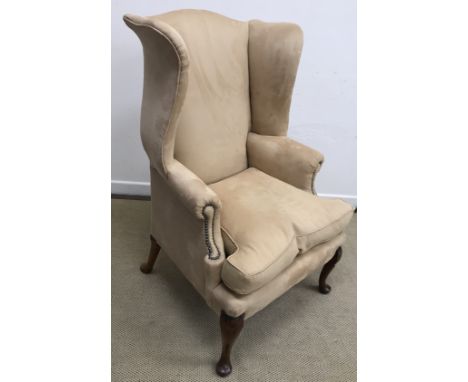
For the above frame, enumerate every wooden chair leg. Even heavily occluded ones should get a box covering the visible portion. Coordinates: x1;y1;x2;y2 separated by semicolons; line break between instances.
216;311;244;377
140;235;160;274
319;246;343;294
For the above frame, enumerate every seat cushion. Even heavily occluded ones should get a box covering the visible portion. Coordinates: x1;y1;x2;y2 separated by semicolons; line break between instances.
209;168;353;295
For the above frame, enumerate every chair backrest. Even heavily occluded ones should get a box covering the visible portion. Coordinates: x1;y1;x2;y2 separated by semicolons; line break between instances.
151;10;250;184
125;10;303;184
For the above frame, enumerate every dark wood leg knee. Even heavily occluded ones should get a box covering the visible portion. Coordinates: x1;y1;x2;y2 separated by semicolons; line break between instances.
216;311;244;377
319;246;343;294
140;235;160;274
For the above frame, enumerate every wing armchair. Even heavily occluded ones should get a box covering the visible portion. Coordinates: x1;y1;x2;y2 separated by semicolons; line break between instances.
124;9;353;377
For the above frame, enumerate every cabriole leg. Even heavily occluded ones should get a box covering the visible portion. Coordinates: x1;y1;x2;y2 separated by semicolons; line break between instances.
216;311;244;377
140;235;160;274
319;246;343;294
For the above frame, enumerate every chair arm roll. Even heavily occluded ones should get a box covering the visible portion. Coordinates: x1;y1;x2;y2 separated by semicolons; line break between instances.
165;160;222;220
247;132;324;192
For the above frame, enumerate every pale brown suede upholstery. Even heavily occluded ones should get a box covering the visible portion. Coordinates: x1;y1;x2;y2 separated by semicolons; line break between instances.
210;168;353;295
124;9;353;320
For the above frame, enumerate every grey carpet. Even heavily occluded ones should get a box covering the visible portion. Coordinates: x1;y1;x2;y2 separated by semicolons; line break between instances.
112;199;356;382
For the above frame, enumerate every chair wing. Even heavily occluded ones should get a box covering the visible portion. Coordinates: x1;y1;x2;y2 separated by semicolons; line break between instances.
123;14;189;177
248;20;304;136
247;21;323;192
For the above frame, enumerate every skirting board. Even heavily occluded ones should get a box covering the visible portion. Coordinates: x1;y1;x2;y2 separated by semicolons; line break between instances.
111;180;357;207
111;180;151;196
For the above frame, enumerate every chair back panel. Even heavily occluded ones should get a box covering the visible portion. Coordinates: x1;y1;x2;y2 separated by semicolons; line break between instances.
154;10;250;184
